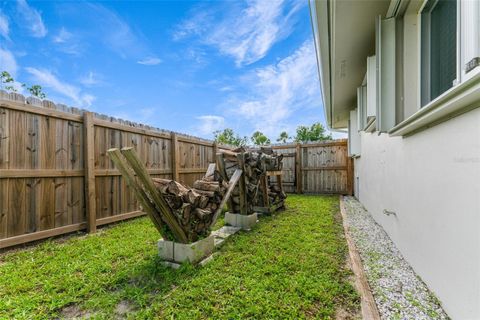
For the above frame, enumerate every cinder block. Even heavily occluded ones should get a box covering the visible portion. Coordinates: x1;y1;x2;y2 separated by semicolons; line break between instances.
224;212;258;230
158;239;174;261
158;235;215;265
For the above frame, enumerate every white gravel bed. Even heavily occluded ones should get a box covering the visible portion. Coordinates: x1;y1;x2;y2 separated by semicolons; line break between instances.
342;196;449;320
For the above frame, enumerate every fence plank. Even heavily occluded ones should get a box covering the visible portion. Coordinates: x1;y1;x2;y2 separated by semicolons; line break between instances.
0;107;9;169
295;143;302;194
171;132;179;181
83;112;97;233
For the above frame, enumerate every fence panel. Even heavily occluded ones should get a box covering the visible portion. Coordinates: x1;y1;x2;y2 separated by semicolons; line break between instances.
301;141;350;194
0;94;217;248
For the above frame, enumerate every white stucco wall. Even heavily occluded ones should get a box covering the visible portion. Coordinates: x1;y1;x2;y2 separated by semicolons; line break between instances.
354;108;480;320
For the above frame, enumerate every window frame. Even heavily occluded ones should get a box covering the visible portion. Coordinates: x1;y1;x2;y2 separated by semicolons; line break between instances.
420;0;461;106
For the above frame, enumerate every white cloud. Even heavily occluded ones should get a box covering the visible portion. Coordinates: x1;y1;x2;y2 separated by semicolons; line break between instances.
137;57;162;65
79;71;104;87
173;0;304;66
0;48;18;77
16;0;47;38
25;67;95;107
227;40;322;137
196;115;225;136
52;27;83;56
0;48;25;93
0;12;10;40
52;27;72;43
85;4;148;59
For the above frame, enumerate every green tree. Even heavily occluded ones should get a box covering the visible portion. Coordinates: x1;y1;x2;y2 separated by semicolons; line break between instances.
276;131;290;143
294;122;332;143
213;128;248;147
1;71;18;92
27;85;46;99
251;131;271;146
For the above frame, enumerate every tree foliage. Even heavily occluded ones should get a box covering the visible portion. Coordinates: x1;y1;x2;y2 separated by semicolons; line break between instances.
1;70;46;98
213;128;248;147
27;85;46;99
1;71;18;92
276;131;290;143
294;122;332;143
251;131;271;146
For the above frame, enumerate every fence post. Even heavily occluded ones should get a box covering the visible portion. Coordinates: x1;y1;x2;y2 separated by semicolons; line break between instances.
171;132;179;181
83;112;97;233
212;142;218;161
295;143;303;194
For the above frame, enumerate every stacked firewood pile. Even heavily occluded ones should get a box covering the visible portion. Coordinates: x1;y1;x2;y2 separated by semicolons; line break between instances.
219;147;286;214
152;171;228;242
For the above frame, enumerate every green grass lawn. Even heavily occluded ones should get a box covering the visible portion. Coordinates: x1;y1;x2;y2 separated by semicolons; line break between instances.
0;195;359;319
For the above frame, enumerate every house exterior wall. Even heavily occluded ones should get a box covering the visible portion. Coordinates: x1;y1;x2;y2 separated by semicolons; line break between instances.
354;107;480;319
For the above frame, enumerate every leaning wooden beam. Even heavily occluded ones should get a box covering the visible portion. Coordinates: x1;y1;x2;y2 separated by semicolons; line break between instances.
211;169;243;226
107;148;167;238
216;153;234;212
203;163;216;181
120;147;189;244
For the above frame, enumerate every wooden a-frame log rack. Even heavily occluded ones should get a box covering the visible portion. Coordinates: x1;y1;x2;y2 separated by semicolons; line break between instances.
253;170;285;215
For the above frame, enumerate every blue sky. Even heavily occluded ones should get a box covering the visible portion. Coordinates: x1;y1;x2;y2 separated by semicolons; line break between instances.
0;0;337;141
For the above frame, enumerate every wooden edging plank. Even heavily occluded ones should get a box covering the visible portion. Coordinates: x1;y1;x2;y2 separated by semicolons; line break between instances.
339;196;381;320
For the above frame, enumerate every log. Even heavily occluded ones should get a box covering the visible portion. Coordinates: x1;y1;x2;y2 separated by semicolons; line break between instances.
193;180;220;192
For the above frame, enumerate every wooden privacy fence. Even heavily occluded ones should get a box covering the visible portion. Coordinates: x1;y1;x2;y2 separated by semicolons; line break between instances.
269;140;353;195
0;93;223;249
0;93;353;249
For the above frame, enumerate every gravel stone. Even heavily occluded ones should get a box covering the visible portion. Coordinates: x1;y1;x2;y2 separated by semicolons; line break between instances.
342;196;450;320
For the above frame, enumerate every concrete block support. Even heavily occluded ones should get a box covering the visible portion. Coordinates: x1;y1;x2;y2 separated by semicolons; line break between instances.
158;234;215;265
224;212;258;230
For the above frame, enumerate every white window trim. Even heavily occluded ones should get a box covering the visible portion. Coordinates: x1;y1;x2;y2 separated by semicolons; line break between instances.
390;0;480;137
389;71;480;136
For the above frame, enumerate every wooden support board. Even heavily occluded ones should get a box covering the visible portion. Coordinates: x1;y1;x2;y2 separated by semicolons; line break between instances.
236;153;248;215
255;170;285;215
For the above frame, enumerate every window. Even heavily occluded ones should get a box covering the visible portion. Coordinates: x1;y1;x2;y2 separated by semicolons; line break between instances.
421;0;457;106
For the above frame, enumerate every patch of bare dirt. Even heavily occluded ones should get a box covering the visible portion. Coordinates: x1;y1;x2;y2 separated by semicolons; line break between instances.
115;300;136;318
59;304;94;319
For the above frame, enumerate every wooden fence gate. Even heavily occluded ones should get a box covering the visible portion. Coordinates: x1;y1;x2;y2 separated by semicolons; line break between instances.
271;140;353;194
